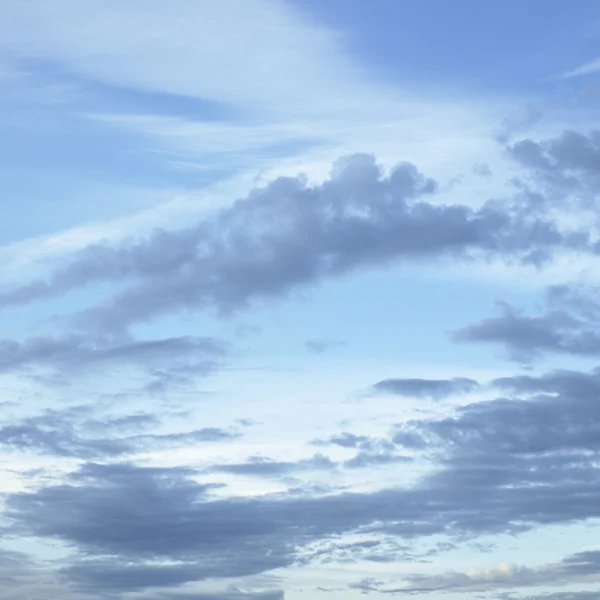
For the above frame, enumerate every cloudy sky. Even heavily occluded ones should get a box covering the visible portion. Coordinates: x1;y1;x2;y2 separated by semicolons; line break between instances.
3;1;600;599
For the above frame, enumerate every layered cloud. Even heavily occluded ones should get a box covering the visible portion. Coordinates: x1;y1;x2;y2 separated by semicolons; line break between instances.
6;355;600;594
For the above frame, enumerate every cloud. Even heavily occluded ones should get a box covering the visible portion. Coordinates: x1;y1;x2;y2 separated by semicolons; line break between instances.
507;129;600;206
305;338;347;354
302;538;413;567
393;365;600;456
563;58;600;79
507;593;600;600
312;432;399;456
210;454;336;478
351;550;600;594
0;549;70;600
62;559;212;593
314;432;375;449
5;462;305;587
453;284;600;361
0;407;239;459
139;589;285;600
342;450;412;470
0;333;227;389
5;4;600;599
0;154;585;333
373;377;480;400
0;0;363;115
208;448;410;478
82;412;159;435
8;363;600;598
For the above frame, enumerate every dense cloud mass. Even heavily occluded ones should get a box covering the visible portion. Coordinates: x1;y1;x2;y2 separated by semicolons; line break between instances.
393;367;600;457
0;154;589;335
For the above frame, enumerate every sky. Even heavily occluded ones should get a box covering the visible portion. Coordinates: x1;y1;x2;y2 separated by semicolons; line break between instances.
3;1;600;599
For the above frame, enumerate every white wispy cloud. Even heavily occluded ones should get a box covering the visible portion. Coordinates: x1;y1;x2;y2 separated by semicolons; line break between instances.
0;0;363;116
562;57;600;79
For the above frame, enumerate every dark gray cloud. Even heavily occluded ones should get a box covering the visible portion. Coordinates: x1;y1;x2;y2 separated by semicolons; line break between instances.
314;432;375;448
492;367;600;398
82;412;159;435
373;377;479;400
139;588;285;600
8;363;600;598
62;559;210;593
0;333;227;388
508;129;600;202
342;450;412;469
0;408;239;459
393;366;600;456
0;334;224;371
453;285;600;361
311;433;408;468
0;154;584;332
0;419;130;459
5;462;304;586
4;340;600;598
210;453;336;477
209;446;409;478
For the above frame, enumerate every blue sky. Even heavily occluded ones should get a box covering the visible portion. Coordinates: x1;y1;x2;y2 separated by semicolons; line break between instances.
2;1;600;599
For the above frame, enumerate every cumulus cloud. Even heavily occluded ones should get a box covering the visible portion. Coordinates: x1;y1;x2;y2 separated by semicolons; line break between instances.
0;154;585;333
